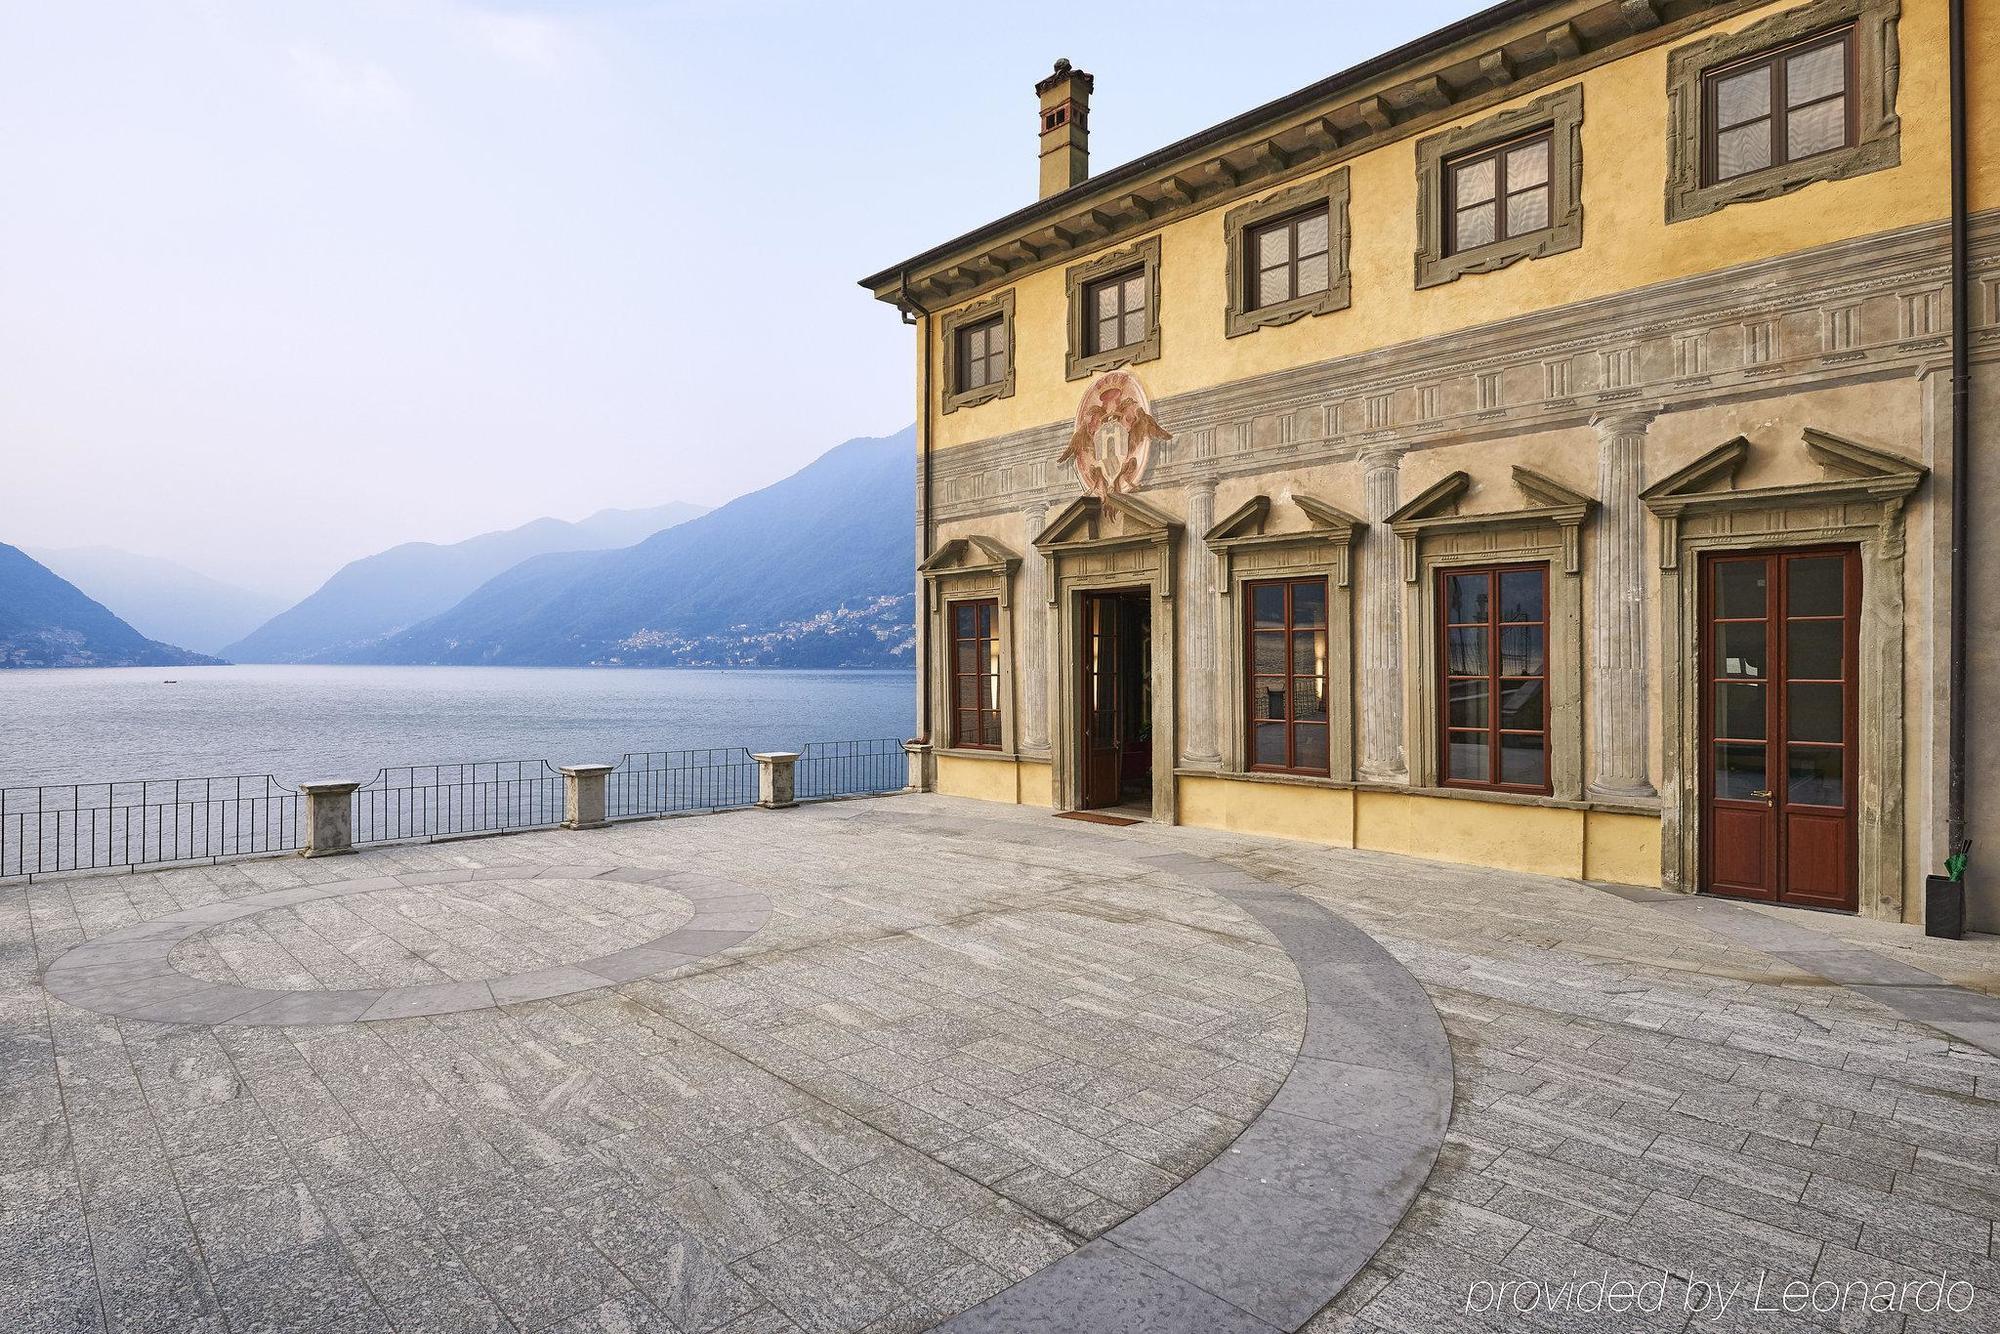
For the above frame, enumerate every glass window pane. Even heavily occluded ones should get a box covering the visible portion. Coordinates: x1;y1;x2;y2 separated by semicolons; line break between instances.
1454;202;1495;250
954;606;975;637
980;713;999;747
1123;309;1146;348
1787;682;1844;743
1258;266;1291;308
1256;224;1290;268
1787;43;1846;107
1254;723;1287;766
1448;680;1490;728
1094;283;1118;321
1293;725;1329;772
1295;210;1329;257
1715;67;1772;128
963;357;987;390
1787;745;1843;807
1787;619;1843;682
1787;557;1844;616
1716;621;1768;678
1499;626;1545;677
1506;138;1550;188
1295;253;1329;296
955;709;977;743
1787;100;1846;159
1454;156;1496;204
1716;122;1773;179
1498;570;1543;623
956;677;979;708
1500;678;1545;731
1293;678;1327;722
1097;314;1121;351
1252;678;1286;722
1291;630;1326;677
1122;273;1146;311
1448;627;1489;676
1252;584;1286;627
1714;740;1768;799
1252;632;1286;675
1291;582;1326;627
1715;561;1768;619
1447;731;1490;782
1500;733;1546;787
1717;682;1766;740
1446;572;1490;625
1506;187;1550;236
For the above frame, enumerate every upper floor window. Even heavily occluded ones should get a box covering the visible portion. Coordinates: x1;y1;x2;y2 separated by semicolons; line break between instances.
1248;207;1332;310
1446;131;1553;256
1665;0;1899;223
1065;236;1161;379
950;599;1001;750
1704;28;1852;183
956;316;1008;394
1439;563;1551;794
1085;268;1148;356
938;290;1015;414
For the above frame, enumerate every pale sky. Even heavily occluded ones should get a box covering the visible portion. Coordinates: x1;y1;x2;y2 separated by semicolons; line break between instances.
0;0;1476;599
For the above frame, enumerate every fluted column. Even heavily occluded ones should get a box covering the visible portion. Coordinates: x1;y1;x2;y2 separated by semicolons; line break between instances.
1019;502;1050;756
1180;482;1222;767
1589;410;1657;799
1358;444;1407;782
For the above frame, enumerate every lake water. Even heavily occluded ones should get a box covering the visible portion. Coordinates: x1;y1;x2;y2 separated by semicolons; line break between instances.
0;666;916;786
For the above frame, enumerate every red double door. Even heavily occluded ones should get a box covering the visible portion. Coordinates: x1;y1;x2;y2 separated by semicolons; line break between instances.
1700;547;1860;912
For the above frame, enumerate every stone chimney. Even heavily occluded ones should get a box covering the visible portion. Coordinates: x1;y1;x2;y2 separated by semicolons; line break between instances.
1036;59;1092;199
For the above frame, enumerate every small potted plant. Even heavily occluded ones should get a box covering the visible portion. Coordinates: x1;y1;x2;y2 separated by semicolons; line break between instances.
1926;842;1971;940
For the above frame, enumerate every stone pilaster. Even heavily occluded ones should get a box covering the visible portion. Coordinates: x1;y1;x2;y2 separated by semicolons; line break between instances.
1180;481;1222;767
1589;410;1658;800
1358;444;1407;782
1020;502;1050;756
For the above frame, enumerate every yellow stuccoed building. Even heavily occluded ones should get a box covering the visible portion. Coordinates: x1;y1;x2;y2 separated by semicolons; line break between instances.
862;0;1998;928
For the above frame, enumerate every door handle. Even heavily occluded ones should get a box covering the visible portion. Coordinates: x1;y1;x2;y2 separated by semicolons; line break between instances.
1750;789;1772;799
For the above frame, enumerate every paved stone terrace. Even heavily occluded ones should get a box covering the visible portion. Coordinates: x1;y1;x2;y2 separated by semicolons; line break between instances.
7;793;2000;1332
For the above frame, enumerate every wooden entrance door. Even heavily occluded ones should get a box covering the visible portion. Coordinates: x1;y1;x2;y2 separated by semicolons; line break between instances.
1699;547;1860;911
1079;590;1151;810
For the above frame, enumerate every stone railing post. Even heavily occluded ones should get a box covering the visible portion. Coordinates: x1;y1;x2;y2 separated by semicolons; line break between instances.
902;740;933;793
559;763;615;830
753;752;800;809
300;781;359;858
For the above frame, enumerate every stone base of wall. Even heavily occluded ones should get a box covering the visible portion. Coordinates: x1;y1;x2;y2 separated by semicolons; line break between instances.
935;754;1054;808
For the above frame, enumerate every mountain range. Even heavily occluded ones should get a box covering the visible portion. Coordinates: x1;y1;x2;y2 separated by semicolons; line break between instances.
221;500;708;663
0;544;222;668
27;546;286;657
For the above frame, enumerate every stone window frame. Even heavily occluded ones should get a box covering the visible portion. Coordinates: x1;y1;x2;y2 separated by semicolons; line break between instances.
1065;235;1162;381
1204;495;1362;783
1665;0;1901;224
939;290;1016;415
1223;168;1352;337
1415;84;1584;290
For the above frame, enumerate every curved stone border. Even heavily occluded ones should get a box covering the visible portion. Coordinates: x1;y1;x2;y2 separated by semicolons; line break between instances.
42;866;770;1027
941;848;1454;1333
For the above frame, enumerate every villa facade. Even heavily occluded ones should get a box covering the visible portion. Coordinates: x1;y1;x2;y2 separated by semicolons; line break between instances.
863;0;1999;925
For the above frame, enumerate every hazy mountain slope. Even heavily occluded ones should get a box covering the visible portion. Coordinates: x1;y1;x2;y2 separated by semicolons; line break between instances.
0;544;223;668
28;545;286;656
223;500;708;663
344;427;915;667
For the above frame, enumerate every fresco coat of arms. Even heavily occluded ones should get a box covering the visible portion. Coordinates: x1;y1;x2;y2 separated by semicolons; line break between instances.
1059;370;1171;498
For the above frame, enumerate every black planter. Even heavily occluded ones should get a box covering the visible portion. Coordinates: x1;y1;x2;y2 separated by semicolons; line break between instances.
1926;874;1965;939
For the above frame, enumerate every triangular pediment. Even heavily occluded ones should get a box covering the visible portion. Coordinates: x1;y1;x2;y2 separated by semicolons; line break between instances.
1204;496;1271;543
1641;436;1749;502
1386;471;1470;524
1293;494;1365;532
1511;465;1594;511
1802;428;1924;480
918;535;1020;575
1034;491;1180;549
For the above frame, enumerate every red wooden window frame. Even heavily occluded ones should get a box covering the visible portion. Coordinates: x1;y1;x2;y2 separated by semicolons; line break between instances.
1701;26;1856;186
1244;577;1331;777
949;599;1001;750
1437;563;1551;794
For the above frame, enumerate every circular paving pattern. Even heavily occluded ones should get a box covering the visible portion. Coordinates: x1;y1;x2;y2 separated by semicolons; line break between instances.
42;866;769;1026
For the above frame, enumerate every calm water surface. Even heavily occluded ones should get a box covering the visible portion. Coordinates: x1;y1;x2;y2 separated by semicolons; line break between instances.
0;666;916;785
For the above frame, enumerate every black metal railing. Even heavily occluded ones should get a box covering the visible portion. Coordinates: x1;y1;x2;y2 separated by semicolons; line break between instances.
607;747;759;818
0;775;302;878
352;760;562;845
797;738;907;800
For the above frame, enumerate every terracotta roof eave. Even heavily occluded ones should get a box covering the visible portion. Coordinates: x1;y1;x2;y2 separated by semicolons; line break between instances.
857;0;1564;298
